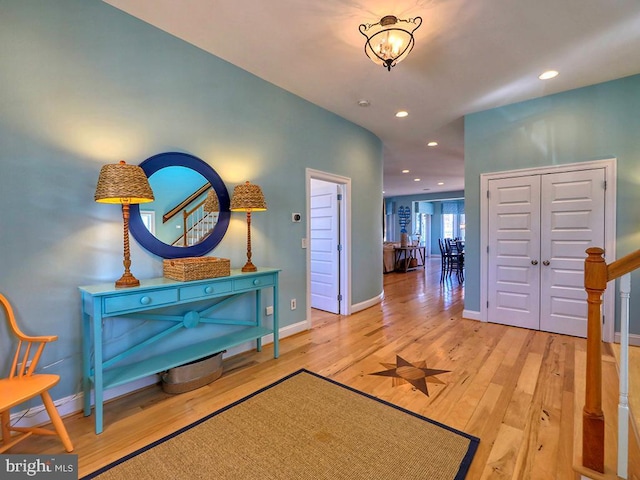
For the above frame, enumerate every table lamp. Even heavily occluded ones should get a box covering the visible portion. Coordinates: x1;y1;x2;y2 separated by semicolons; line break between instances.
230;181;267;272
94;160;154;287
203;189;219;213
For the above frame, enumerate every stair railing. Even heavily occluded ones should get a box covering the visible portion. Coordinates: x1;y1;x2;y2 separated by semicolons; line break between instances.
171;199;217;247
162;184;218;247
582;247;640;476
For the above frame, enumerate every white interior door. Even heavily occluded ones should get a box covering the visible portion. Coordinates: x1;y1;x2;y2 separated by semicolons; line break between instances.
539;169;605;336
488;176;541;330
488;167;606;337
310;179;340;314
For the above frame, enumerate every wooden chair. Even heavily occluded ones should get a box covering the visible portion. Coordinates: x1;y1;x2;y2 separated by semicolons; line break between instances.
0;293;73;453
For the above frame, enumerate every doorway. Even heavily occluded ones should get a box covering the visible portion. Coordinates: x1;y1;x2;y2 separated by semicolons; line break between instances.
480;159;616;341
306;169;351;317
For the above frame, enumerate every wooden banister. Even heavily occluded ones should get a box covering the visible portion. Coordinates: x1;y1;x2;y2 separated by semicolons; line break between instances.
582;245;640;474
608;248;640;281
162;184;210;223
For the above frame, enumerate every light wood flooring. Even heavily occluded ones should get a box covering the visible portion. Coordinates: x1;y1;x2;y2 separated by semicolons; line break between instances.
13;259;640;478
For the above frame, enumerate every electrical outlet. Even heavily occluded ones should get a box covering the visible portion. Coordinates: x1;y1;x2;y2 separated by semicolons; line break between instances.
265;305;274;316
290;299;297;310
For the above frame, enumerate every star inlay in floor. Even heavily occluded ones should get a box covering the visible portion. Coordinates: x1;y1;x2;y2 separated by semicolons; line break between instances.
370;355;450;396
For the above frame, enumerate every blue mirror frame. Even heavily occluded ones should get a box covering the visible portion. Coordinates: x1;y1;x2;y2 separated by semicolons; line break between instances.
130;152;230;259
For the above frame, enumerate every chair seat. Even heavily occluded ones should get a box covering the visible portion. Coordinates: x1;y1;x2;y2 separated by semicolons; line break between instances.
0;375;60;411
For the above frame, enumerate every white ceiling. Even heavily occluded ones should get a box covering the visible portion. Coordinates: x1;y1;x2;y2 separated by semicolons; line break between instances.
103;0;640;197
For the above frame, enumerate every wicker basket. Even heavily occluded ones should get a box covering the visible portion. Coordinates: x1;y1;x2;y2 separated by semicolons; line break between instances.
163;257;230;281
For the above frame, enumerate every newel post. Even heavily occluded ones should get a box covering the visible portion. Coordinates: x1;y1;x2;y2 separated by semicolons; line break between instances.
582;247;607;472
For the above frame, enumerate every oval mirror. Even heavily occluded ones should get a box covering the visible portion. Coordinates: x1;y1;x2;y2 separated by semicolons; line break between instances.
130;152;230;258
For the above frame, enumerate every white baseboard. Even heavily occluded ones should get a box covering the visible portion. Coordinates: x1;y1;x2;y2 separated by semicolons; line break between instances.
351;292;383;314
462;309;482;321
10;320;310;428
614;332;640;346
462;312;639;345
10;375;160;429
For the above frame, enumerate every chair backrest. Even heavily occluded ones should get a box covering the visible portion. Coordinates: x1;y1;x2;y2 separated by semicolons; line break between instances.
0;293;57;379
438;238;446;255
441;239;458;257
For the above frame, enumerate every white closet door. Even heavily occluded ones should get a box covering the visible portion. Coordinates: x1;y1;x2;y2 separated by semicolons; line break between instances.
310;180;340;314
488;176;541;330
539;168;606;337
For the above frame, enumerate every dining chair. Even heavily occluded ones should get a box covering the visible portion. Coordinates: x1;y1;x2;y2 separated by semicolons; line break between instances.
438;238;450;281
440;238;464;283
0;293;73;453
454;240;465;282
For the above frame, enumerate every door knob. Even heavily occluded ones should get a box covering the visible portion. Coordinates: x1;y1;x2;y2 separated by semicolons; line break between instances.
543;260;550;266
531;260;538;265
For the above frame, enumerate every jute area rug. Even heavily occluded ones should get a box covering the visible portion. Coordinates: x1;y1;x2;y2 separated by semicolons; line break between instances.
83;369;479;480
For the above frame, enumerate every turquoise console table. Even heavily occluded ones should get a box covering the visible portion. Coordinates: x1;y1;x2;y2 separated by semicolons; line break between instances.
79;268;279;434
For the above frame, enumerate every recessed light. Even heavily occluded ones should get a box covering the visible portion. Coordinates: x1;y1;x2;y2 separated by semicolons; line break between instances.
437;182;444;185
538;70;559;80
423;188;431;191
357;99;370;107
395;111;409;118
427;141;438;147
414;178;421;182
402;169;410;173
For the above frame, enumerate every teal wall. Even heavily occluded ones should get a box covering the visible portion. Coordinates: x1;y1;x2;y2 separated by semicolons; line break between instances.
0;1;383;401
465;74;640;333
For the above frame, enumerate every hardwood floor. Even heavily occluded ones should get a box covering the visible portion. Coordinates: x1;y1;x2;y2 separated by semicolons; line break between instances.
13;259;640;478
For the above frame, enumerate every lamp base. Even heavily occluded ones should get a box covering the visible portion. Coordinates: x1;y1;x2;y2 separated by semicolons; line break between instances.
115;272;140;288
241;261;257;273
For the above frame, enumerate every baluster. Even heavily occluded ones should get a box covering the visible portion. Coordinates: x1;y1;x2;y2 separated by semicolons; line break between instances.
618;273;630;478
182;210;188;246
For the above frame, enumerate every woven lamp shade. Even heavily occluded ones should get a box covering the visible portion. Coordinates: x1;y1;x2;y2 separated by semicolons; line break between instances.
230;181;267;211
95;161;154;204
203;189;220;212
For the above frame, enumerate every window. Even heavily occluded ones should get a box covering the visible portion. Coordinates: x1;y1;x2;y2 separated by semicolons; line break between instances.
140;210;156;235
443;214;455;239
441;201;465;240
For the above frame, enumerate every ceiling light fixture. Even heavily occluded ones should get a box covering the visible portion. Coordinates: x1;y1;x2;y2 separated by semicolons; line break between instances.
359;15;422;71
414;178;421;182
396;110;409;118
437;182;444;186
402;169;410;173
427;141;438;147
357;99;370;107
539;70;559;80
